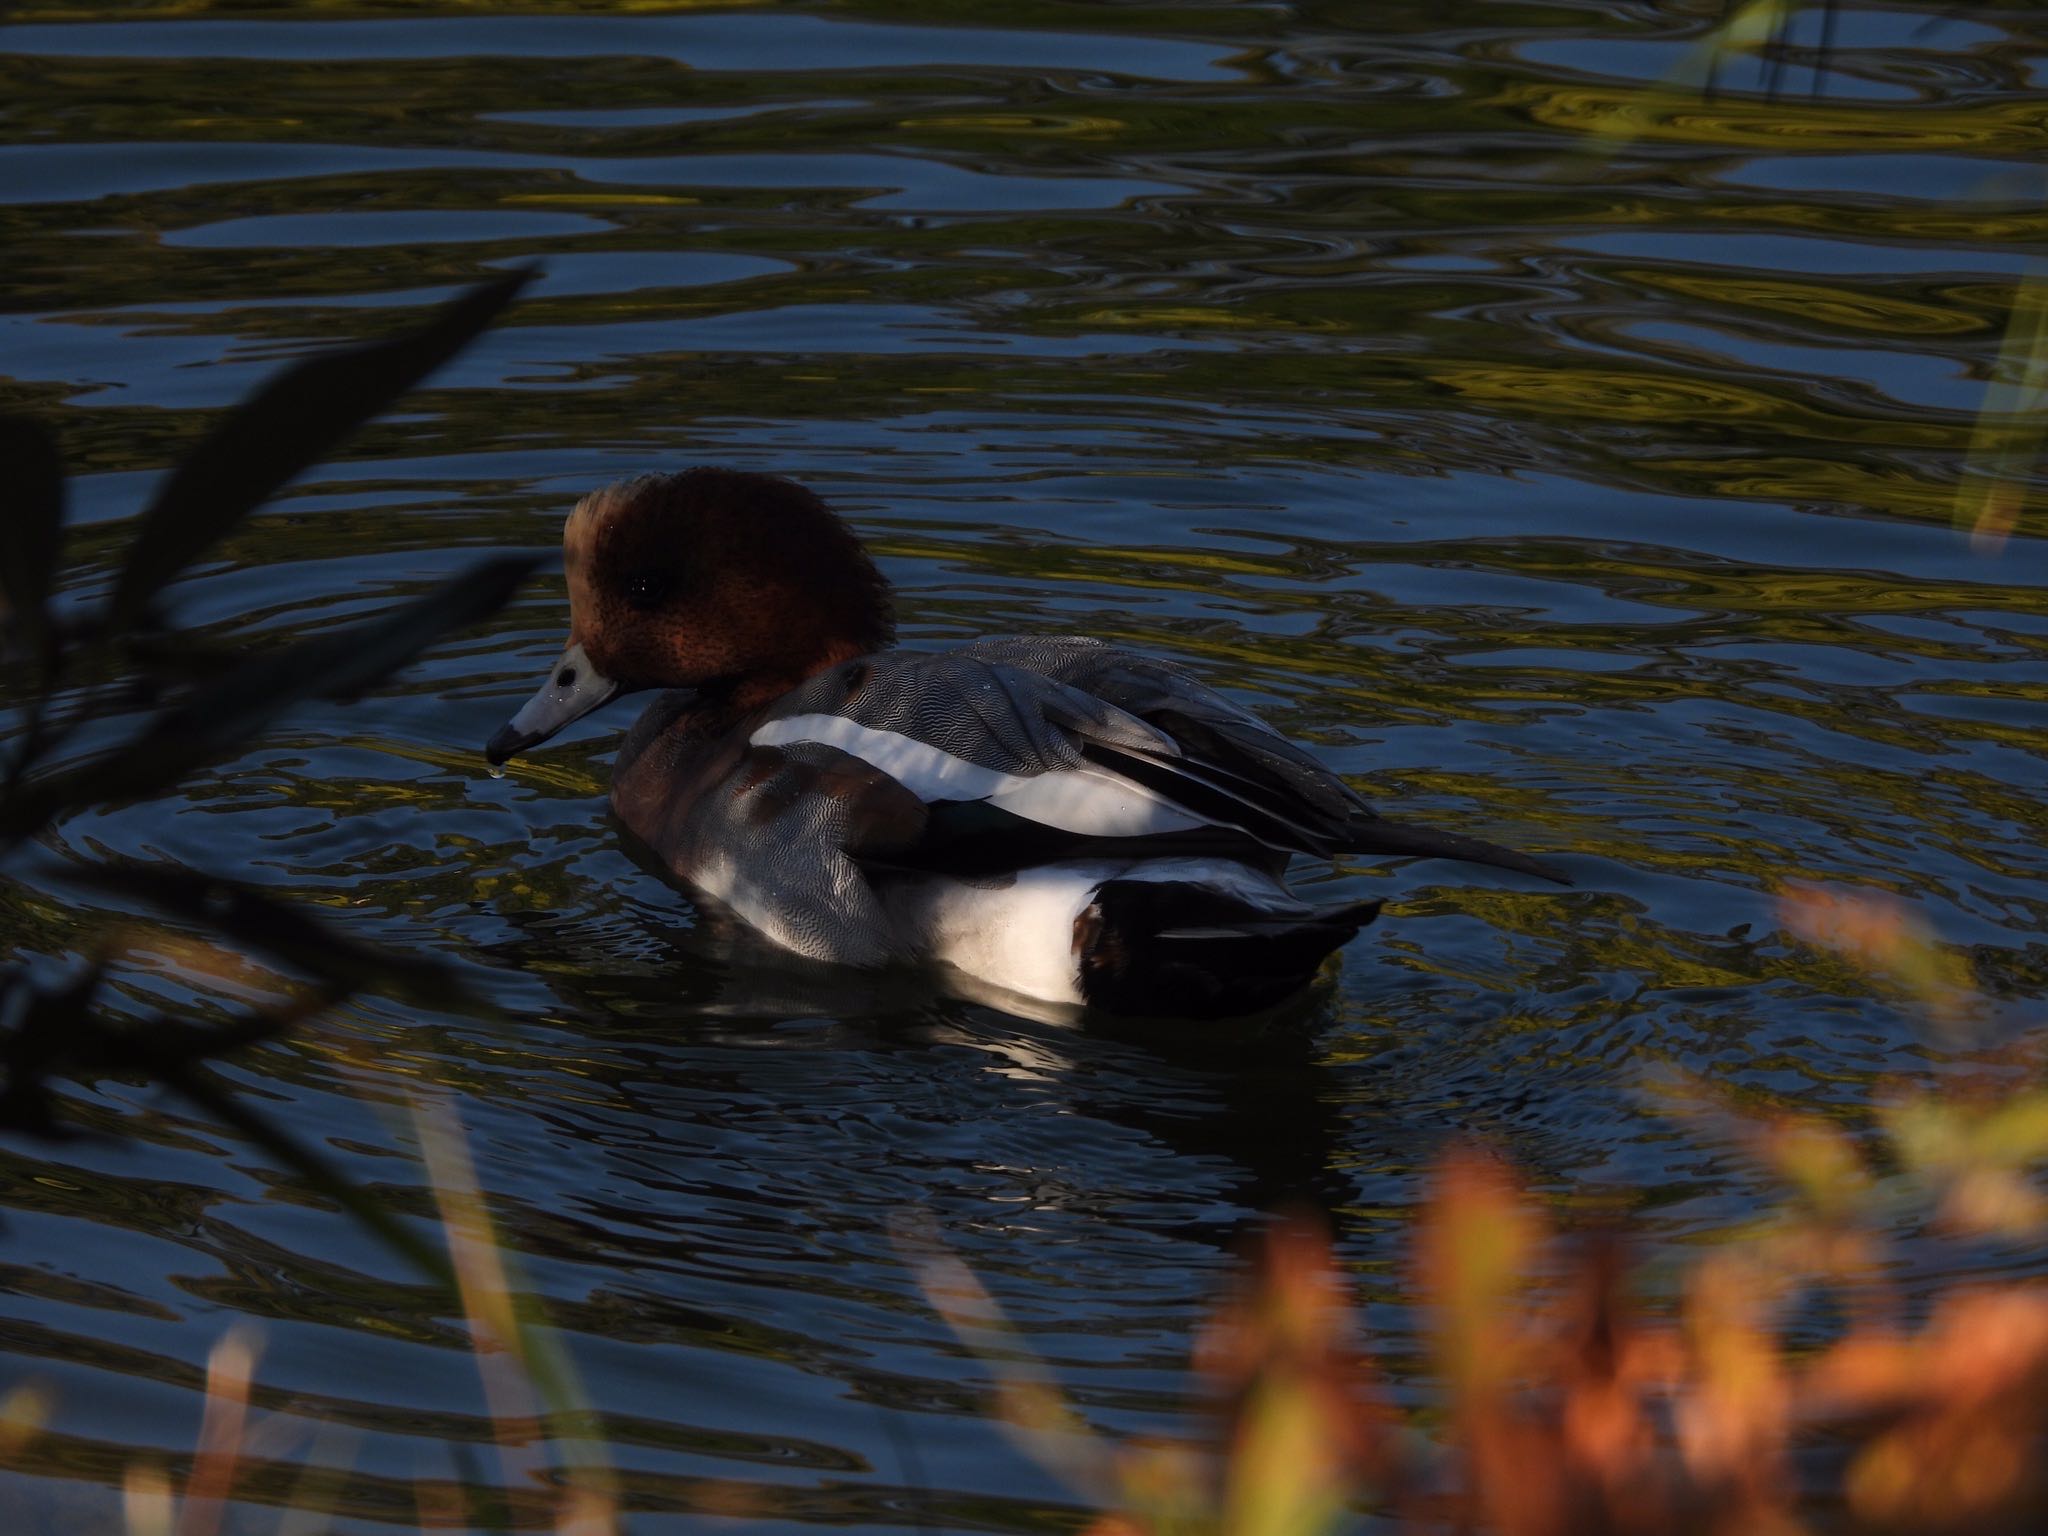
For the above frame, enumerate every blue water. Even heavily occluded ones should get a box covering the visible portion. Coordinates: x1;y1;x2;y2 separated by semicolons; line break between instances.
1;2;2044;1531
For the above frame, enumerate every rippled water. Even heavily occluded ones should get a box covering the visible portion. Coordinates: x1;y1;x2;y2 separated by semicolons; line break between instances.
3;2;2046;1530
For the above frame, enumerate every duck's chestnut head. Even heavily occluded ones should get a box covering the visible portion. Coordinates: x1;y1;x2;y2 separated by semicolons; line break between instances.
487;468;893;765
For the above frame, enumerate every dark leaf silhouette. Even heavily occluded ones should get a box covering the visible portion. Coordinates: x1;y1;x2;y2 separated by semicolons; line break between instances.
0;964;99;1135
1;553;538;841
64;862;474;1010
0;416;64;661
107;268;536;630
160;550;541;720
0;256;528;1296
0;973;455;1286
154;1051;456;1288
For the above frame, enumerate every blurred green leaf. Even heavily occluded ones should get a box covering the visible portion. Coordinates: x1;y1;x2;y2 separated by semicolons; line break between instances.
445;1438;510;1536
0;416;64;662
1953;266;2048;554
106;269;536;630
1976;1094;2048;1165
65;862;474;1011
1889;1093;2048;1176
1764;1116;1872;1222
1;553;538;842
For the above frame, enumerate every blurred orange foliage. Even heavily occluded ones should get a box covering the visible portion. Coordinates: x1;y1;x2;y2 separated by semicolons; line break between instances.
1066;1149;2048;1536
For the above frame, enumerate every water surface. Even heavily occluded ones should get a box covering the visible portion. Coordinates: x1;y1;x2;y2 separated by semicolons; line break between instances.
2;2;2045;1531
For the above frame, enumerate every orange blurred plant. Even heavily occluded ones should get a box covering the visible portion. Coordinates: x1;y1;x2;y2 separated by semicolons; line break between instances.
912;879;2048;1536
926;1143;2047;1536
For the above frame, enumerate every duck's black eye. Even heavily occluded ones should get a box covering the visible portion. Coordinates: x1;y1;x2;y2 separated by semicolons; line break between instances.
625;572;670;611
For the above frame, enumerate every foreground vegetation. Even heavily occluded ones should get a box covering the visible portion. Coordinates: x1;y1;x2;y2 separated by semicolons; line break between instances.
924;938;2048;1536
17;915;2045;1535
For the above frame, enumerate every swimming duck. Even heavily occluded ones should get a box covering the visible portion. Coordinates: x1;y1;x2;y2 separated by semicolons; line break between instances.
486;470;1568;1017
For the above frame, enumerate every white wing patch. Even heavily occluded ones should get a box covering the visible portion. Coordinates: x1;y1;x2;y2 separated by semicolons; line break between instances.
750;713;1203;838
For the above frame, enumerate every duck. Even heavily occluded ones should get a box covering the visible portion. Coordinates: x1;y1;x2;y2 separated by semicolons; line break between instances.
485;469;1569;1018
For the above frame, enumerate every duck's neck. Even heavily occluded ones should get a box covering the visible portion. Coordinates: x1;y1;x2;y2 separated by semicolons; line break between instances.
612;684;762;835
724;631;878;714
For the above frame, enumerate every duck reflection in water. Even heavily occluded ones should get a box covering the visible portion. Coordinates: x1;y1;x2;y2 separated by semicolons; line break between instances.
481;891;1361;1229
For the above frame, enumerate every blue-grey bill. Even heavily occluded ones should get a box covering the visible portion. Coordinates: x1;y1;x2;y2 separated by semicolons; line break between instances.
486;641;619;764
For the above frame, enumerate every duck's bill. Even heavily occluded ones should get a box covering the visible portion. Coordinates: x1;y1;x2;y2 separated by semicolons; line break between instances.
486;641;620;765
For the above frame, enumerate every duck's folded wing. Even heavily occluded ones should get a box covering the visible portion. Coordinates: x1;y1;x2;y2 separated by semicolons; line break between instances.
955;635;1366;853
959;636;1572;884
751;644;1567;883
751;651;1208;843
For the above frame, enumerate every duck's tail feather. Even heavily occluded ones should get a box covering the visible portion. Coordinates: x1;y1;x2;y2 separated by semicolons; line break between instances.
1342;815;1572;886
1078;879;1382;1018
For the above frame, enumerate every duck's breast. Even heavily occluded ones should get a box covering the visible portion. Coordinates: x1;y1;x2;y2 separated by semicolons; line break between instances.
613;694;928;967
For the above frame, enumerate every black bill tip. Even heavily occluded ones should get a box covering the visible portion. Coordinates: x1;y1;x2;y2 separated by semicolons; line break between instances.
486;722;542;766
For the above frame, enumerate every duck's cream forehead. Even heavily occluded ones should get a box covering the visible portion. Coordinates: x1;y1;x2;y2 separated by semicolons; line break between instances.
563;476;656;561
561;479;663;598
560;478;652;635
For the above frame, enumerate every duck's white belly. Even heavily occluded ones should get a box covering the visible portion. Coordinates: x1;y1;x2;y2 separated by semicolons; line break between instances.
888;857;1295;1007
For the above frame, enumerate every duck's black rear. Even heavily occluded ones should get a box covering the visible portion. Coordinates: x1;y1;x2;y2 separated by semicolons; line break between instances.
1074;878;1383;1018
